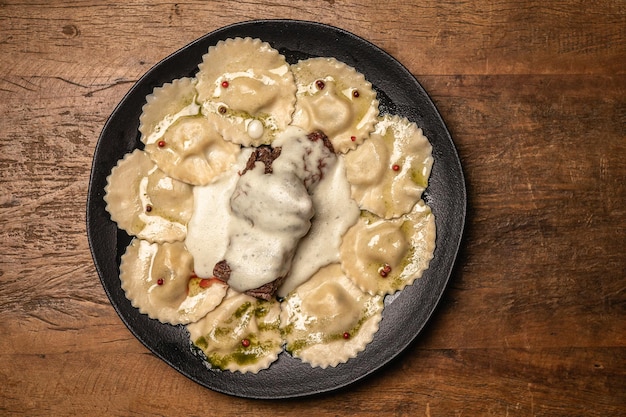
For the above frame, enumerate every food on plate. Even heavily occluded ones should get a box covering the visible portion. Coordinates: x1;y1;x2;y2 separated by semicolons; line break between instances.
104;36;436;373
104;149;193;243
144;116;241;186
139;77;199;143
343;114;434;219
196;37;297;147
138;77;241;186
184;149;253;281
276;151;360;298
340;200;436;296
212;128;336;300
187;290;283;373
290;57;379;153
280;263;384;368
119;239;228;325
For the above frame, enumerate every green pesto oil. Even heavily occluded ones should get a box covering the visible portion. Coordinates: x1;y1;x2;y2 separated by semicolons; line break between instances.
285;308;374;355
207;338;278;369
410;168;428;188
193;299;281;370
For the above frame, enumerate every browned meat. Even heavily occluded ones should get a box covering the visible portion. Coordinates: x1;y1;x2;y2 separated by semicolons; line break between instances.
307;130;334;153
244;276;287;301
240;145;282;175
212;260;231;282
213;259;285;301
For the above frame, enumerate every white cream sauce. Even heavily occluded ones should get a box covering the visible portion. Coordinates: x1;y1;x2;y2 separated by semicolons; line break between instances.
186;126;359;296
224;162;314;292
185;149;252;278
278;157;359;297
224;126;337;292
272;126;335;190
137;165;185;239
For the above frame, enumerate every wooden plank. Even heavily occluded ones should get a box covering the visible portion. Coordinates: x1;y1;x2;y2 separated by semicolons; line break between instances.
0;1;624;78
1;346;623;415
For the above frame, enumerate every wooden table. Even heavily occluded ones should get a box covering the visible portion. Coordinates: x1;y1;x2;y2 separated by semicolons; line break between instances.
2;1;624;415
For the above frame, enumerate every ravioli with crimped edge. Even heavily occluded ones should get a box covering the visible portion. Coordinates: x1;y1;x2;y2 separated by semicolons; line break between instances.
187;290;283;373
139;77;241;186
280;263;384;369
196;37;297;147
291;57;379;153
104;149;193;243
340;200;436;296
139;77;199;144
343;114;433;219
119;239;228;325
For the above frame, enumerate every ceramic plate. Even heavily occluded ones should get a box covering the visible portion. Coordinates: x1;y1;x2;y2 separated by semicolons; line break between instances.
87;19;466;399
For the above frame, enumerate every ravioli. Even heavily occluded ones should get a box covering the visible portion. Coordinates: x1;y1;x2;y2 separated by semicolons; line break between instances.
280;264;383;368
187;290;283;373
340;200;436;296
196;37;296;146
291;57;379;153
119;239;228;325
143;115;241;186
104;149;193;243
343;115;433;218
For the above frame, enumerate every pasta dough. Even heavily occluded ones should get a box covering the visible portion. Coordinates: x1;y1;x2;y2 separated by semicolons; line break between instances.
144;115;241;186
119;239;228;325
340;200;436;296
280;264;383;368
291;57;379;153
196;37;296;146
139;77;200;144
344;114;433;219
104;149;193;243
187;290;283;373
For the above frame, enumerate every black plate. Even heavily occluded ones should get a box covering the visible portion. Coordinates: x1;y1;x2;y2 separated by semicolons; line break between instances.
87;19;466;399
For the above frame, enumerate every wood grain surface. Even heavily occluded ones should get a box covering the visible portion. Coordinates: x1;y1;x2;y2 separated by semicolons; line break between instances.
1;0;625;415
